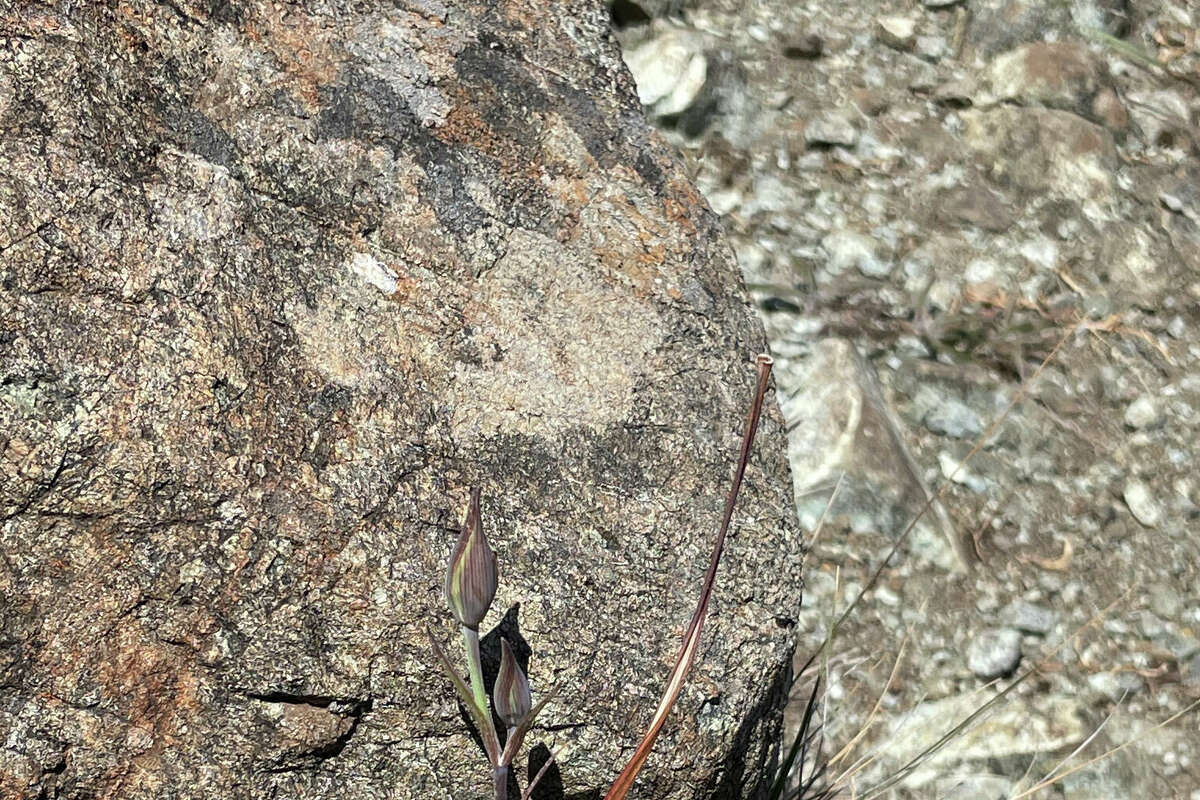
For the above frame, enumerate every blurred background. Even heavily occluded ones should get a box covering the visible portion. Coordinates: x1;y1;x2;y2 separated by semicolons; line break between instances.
615;1;1200;797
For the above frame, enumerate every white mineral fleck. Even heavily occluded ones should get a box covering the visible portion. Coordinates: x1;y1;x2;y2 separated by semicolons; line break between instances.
350;252;399;294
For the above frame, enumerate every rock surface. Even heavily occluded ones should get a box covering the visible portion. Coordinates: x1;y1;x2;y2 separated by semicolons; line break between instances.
0;3;805;799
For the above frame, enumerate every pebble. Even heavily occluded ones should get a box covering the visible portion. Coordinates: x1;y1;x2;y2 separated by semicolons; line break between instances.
967;628;1022;679
747;25;770;43
805;112;859;147
1167;635;1200;662
1148;585;1183;619
1001;601;1058;636
1161;191;1185;213
976;593;1001;614
851;87;890;116
907;59;940;92
915;35;950;62
964;258;1001;283
1087;671;1144;702
1135;610;1166;639
624;32;707;116
938;452;988;493
1082;295;1114;319
821;230;887;276
1124;394;1163;429
875;16;916;51
874;584;901;607
1123;479;1163;528
925;397;984;439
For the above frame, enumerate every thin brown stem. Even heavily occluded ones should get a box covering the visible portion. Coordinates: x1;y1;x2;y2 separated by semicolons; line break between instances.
493;765;509;800
604;354;775;800
521;742;568;800
679;354;775;641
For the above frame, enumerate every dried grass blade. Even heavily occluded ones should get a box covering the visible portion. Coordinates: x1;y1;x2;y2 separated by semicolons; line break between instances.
811;323;1079;668
855;589;1133;798
1011;695;1200;799
521;741;569;800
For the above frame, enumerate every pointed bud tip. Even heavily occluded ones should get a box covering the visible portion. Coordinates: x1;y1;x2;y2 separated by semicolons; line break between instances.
444;489;498;629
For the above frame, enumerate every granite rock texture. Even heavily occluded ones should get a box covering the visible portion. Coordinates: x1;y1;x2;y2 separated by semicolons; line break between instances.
0;2;804;798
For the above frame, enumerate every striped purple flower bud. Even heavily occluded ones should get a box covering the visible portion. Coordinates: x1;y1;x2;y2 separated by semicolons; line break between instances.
494;638;531;728
444;488;497;630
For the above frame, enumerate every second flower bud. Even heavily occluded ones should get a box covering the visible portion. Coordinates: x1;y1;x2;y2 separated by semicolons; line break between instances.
494;638;531;728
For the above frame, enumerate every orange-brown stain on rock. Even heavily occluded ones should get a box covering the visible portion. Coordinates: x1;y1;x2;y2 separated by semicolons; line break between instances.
93;626;204;733
12;6;75;36
242;7;344;111
30;623;209;799
439;91;545;189
583;166;710;298
1069;124;1107;157
662;176;702;238
537;175;587;243
1021;43;1093;88
499;0;540;30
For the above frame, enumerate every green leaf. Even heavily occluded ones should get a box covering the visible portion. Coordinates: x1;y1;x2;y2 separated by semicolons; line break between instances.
428;626;501;765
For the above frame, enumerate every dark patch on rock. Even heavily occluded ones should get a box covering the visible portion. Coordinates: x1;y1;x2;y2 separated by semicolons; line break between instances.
455;34;622;172
165;106;241;170
316;70;488;234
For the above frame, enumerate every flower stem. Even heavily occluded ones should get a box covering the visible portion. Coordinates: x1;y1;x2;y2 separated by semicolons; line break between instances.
461;625;501;764
494;765;509;800
462;626;490;715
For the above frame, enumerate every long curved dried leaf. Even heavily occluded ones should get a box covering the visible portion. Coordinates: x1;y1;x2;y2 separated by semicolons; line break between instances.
604;355;774;800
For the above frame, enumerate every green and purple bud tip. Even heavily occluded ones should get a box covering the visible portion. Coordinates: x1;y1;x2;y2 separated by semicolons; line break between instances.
445;487;498;630
494;638;532;728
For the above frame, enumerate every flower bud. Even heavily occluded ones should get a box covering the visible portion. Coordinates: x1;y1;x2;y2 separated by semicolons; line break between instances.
444;488;497;630
494;638;531;728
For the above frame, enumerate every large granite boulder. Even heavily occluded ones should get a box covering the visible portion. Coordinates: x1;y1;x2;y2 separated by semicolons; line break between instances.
0;2;803;799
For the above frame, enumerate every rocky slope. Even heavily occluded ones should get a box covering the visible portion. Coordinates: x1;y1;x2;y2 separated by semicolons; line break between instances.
619;0;1200;796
